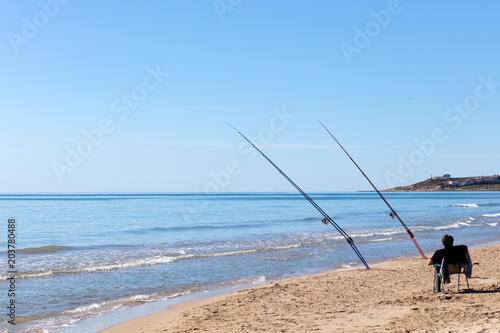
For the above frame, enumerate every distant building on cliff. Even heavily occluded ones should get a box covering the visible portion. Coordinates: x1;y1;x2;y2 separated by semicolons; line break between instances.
430;174;451;180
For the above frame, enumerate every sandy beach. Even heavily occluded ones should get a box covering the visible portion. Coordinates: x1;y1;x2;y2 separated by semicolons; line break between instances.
100;243;500;333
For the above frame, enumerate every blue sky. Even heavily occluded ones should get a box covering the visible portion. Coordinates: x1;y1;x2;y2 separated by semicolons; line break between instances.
1;0;499;193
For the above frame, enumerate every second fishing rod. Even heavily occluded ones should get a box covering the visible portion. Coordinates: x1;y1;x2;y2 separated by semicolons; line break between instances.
318;120;426;259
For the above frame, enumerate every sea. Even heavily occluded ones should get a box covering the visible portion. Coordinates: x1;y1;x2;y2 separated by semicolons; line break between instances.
1;192;499;333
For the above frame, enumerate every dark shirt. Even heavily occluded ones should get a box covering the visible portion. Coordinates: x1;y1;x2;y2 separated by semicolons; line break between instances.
431;245;469;265
431;248;445;264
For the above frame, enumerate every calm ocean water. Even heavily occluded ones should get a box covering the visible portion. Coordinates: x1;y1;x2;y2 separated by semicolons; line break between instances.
1;192;499;332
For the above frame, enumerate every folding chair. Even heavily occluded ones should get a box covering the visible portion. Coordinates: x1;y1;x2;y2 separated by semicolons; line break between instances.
433;263;470;292
432;245;471;293
447;262;470;292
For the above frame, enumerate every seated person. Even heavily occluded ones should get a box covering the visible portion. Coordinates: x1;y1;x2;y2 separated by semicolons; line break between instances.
428;234;454;266
428;234;472;285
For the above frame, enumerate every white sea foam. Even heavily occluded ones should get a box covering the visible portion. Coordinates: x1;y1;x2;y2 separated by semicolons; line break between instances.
417;217;476;231
16;255;178;279
52;291;191;333
369;237;394;242
21;270;54;279
434;222;461;230
458;221;472;226
267;243;303;250
482;213;500;217
338;263;353;270
182;243;304;260
80;256;176;273
352;229;402;239
452;203;479;208
165;291;192;299
192;249;259;258
65;303;102;314
431;217;476;230
254;276;267;283
425;217;498;231
233;275;267;285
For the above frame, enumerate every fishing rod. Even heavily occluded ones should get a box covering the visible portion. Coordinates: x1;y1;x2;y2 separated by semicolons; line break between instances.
318;120;426;259
227;122;370;269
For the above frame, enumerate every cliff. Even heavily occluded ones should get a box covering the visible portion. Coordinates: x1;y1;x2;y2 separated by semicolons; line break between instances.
384;175;500;191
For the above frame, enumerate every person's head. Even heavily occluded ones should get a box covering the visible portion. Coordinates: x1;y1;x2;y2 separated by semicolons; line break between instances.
441;234;454;248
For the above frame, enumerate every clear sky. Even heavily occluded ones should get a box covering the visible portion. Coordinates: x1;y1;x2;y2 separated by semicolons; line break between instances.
1;0;499;193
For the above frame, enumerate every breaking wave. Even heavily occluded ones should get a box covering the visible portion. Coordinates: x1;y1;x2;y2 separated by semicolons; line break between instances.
482;213;500;217
452;203;479;208
11;243;306;280
369;237;395;243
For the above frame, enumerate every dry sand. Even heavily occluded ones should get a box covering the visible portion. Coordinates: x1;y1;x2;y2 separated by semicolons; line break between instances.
101;243;500;333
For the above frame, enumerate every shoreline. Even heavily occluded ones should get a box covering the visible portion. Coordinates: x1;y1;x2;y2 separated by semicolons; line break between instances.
98;241;500;333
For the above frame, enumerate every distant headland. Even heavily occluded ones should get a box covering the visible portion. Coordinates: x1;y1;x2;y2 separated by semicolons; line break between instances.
384;174;500;191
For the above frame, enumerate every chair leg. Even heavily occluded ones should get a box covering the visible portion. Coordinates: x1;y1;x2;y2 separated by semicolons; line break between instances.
457;273;460;292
